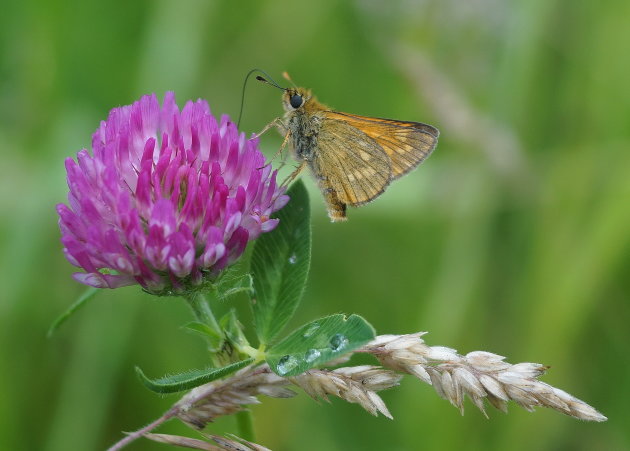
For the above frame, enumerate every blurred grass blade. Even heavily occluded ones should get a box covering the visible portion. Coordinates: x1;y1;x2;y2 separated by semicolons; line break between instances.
135;358;254;394
266;314;375;377
250;180;311;345
47;287;99;338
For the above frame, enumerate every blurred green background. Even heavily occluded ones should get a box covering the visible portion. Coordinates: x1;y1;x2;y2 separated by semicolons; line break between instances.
1;0;629;450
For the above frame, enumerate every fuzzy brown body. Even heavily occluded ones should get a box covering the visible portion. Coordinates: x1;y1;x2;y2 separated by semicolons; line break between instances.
277;87;439;221
284;97;325;162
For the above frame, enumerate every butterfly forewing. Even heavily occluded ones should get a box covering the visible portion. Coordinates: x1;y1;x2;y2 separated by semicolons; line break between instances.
325;112;439;178
312;117;392;207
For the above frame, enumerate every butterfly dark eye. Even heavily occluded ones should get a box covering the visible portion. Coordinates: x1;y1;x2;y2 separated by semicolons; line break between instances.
290;94;303;108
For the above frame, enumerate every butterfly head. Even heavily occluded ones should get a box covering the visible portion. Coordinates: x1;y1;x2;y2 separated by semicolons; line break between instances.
282;88;312;112
255;75;319;113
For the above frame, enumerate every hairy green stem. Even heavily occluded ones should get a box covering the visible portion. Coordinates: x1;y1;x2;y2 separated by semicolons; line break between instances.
183;293;257;438
236;410;255;442
184;292;222;335
183;292;227;366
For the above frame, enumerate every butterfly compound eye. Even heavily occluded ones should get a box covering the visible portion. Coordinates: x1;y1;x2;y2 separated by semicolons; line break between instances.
290;94;303;109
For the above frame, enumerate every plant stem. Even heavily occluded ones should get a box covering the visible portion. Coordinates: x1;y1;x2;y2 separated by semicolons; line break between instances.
235;410;255;442
184;292;222;336
183;293;258;440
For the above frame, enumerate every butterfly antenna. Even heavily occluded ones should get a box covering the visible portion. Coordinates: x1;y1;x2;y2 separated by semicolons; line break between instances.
237;69;286;128
255;75;286;91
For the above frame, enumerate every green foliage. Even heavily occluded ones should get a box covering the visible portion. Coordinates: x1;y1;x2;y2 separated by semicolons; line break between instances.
219;309;250;351
214;266;254;302
135;359;254;394
265;314;375;376
250;180;311;345
182;321;224;350
169;178;374;393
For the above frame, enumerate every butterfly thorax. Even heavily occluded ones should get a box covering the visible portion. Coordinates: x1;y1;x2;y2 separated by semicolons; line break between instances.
282;89;329;162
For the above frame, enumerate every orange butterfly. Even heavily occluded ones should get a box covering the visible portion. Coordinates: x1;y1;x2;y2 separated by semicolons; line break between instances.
257;74;439;221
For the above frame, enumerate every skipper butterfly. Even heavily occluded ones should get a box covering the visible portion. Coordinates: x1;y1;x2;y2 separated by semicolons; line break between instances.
257;73;439;221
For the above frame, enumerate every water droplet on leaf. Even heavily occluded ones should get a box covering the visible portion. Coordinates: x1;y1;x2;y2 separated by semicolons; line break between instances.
276;355;299;376
302;323;320;338
305;349;321;363
329;334;349;352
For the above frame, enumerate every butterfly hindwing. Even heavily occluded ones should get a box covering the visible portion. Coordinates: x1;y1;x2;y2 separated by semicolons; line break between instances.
311;117;392;207
325;112;439;178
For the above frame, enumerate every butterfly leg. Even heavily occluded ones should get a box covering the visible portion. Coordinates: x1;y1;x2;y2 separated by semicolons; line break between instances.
280;160;307;187
273;129;292;167
256;117;285;138
258;129;291;170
